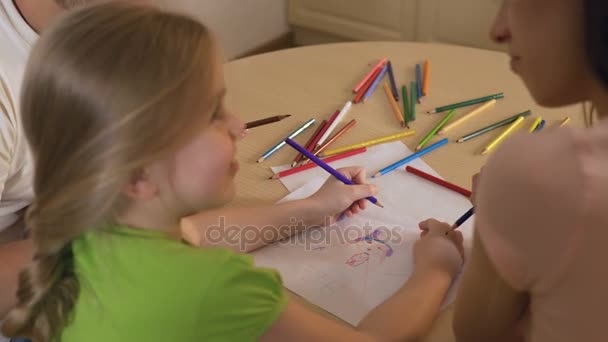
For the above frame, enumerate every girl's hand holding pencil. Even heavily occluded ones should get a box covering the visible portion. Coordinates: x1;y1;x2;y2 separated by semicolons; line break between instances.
416;219;465;279
308;166;379;224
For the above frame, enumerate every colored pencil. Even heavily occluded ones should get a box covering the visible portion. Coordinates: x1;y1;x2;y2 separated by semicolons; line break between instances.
427;93;505;114
354;67;382;103
410;81;417;121
383;81;407;128
321;130;417;157
373;138;449;178
271;147;367;179
291;120;327;167
416;109;457;151
528;117;543;133
363;64;388;103
257;118;316;163
422;60;430;96
245;114;291;129
313;119;357;157
534;120;546;132
415;64;423;103
451;207;475;230
481;115;525;155
438;100;497;135
386;61;399;101
317;101;352;147
353;58;387;94
285;138;384;208
559;116;571;127
405;166;472;197
402;85;410;123
457;110;532;143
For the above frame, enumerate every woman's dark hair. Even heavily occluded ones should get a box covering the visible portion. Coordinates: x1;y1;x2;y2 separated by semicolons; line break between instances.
585;0;608;87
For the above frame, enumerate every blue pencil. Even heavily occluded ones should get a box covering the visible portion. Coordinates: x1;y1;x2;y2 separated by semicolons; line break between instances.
285;138;384;208
452;207;475;230
534;120;546;132
415;64;423;102
363;64;388;102
257;119;315;163
372;138;448;178
386;61;399;101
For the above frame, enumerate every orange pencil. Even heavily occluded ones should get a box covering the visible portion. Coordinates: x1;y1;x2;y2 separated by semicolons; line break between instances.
303;120;357;164
422;60;430;96
383;81;407;128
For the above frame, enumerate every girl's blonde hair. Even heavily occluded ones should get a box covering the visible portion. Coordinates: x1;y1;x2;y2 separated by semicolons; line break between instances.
2;3;216;341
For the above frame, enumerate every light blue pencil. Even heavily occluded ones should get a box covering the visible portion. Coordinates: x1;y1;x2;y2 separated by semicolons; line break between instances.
372;138;449;178
415;64;423;102
362;64;388;102
257;118;316;162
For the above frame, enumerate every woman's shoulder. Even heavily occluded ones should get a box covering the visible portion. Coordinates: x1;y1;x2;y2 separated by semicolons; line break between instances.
481;127;586;206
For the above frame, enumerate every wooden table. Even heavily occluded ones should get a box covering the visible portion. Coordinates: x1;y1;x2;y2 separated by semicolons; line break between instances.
224;42;582;341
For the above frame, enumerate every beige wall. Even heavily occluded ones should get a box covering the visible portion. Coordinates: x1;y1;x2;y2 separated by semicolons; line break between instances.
168;0;289;59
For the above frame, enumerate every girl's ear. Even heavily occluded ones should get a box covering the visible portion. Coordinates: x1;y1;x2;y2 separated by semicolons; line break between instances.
122;168;159;200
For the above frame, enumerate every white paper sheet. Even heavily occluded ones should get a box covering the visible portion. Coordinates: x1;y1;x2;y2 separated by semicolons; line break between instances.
254;149;474;325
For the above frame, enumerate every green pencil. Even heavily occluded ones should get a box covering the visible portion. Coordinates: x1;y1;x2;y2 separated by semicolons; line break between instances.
416;109;457;150
457;110;532;143
410;81;417;121
427;93;505;114
402;85;410;123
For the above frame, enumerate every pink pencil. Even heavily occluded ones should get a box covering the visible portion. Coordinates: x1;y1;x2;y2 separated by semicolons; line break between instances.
353;58;387;94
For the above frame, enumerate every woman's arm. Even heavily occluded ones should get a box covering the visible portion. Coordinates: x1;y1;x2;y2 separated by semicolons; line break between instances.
453;231;528;342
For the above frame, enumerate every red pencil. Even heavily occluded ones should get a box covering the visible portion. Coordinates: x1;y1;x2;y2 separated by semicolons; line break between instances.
353;58;387;94
406;166;472;197
292;120;327;167
271;147;367;179
354;67;383;103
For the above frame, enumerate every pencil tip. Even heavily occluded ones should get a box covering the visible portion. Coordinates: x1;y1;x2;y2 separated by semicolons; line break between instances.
457;139;464;143
372;173;381;178
375;201;385;208
415;146;422;151
438;129;445;135
269;175;279;180
257;158;264;163
481;149;489;155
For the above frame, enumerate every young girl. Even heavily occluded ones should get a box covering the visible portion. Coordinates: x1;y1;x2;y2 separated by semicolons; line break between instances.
1;3;464;341
421;0;608;341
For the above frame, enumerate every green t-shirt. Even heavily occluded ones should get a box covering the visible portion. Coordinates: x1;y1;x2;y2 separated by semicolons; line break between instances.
60;225;287;341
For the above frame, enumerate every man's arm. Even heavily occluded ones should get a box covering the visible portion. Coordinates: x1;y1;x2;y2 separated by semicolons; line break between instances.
0;238;33;318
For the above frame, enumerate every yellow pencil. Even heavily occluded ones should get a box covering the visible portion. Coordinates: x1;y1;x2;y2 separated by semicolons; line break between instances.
481;116;525;155
383;81;407;128
559;116;571;127
528;117;543;133
321;130;416;157
438;99;496;135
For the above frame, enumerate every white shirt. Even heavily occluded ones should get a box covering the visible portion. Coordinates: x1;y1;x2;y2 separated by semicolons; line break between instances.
0;0;36;232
